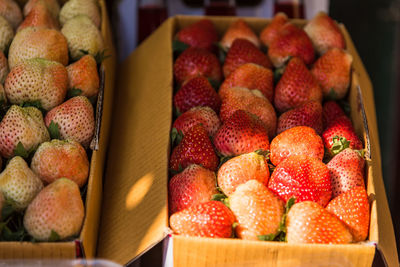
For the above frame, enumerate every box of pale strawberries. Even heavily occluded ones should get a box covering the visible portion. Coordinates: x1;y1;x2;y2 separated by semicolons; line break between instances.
0;0;116;259
96;14;398;267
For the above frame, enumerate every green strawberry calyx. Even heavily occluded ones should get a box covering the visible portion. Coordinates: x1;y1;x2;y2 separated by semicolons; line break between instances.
330;136;350;156
48;121;61;140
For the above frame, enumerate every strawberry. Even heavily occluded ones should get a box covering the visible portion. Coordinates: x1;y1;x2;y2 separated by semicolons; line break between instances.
277;101;323;135
322;101;345;129
169;124;218;171
23;178;84;241
270;126;324;166
286;201;353;244
326;186;369;242
311;48;353;99
0;105;50;158
0;0;22;30
67;54;99;98
220;19;260;49
31;139;89;187
217;152;269;196
229;180;284;240
174;76;221;113
322;115;363;156
172;106;220;137
169;200;235;238
274;57;322;113
0;50;8;83
223;38;272;77
219;87;276;138
304;12;346;55
24;0;60;18
59;0;100;28
8;27;69;69
0;15;13;53
173;47;222;85
5;58;68;110
268;155;332;206
169;164;218;214
176;19;218;52
0;156;43;210
18;0;59;31
45;96;95;147
327;148;365;198
259;12;288;47
214;110;270;157
219;63;274;102
61;15;104;61
268;22;315;68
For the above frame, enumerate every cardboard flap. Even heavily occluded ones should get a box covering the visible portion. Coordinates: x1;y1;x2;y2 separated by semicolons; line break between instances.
96;18;174;265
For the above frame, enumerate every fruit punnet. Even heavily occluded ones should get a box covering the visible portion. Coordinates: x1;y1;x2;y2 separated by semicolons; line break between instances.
169;16;365;246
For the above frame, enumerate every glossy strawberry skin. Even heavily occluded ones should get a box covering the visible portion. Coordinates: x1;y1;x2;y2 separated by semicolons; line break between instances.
223;38;272;77
169;164;218;214
277;101;323;135
260;12;288;47
173;47;222;85
322;101;345;129
170;201;236;238
176;19;218;52
220;19;260;49
326;186;369;242
219;63;274;102
268;22;315;68
213;110;270;157
274;57;322;113
286;201;353;244
270;126;324;166
268;155;332;207
174;76;221;113
169;124;219;171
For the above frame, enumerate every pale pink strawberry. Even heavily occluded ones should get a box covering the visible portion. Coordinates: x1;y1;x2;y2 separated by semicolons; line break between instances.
45;96;94;147
66;54;99;98
24;0;60;18
220;19;260;49
0;0;22;30
169;164;218;214
18;0;60;32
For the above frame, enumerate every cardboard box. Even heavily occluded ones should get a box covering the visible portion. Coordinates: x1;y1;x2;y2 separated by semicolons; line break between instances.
97;15;398;266
0;0;116;259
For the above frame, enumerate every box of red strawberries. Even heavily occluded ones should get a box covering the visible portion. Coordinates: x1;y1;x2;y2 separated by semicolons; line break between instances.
97;15;398;266
0;0;116;259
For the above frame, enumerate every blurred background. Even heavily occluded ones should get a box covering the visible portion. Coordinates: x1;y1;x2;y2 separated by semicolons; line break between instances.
107;0;400;265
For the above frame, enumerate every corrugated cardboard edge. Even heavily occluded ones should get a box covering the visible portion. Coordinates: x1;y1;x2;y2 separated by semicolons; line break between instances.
0;0;116;259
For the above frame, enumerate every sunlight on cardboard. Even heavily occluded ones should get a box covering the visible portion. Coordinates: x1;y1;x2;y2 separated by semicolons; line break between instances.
125;173;154;210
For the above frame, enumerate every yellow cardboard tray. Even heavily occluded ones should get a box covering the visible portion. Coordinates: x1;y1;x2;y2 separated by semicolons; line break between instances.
0;0;116;259
97;15;398;266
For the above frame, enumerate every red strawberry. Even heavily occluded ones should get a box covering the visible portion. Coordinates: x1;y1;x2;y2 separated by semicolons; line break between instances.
322;115;363;156
327;148;365;198
173;47;222;85
176;19;218;52
45;96;94;147
274;57;322;113
172;106;220;137
260;12;288;47
18;0;59;31
220;87;276;138
229;180;284;240
286;201;353;244
268;22;315;68
66;54;99;98
326;186;369;242
217;152;269;196
169;124;218;171
220;19;260;49
169;201;235;238
311;48;353;99
169;164;218;214
213;110;270;157
219;63;274;102
304;12;346;55
323;101;345;129
268;155;332;206
270;126;324;166
174;76;221;113
223;38;272;77
277;101;323;135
